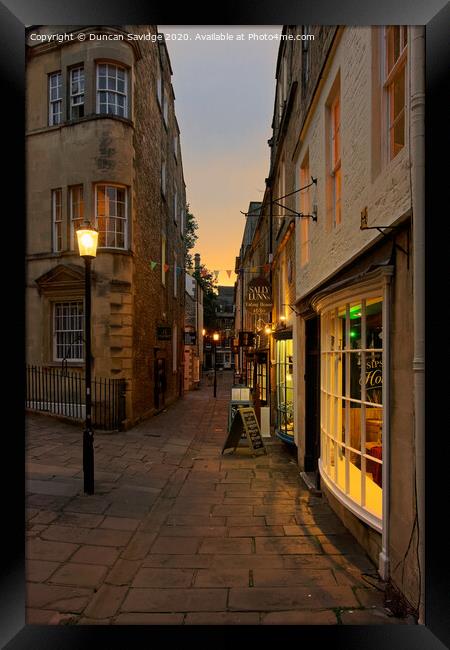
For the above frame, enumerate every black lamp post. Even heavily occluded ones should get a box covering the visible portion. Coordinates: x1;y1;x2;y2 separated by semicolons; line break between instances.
76;222;99;495
213;332;219;398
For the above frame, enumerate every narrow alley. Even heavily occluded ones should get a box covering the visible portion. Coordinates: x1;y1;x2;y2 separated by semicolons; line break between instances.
26;370;410;626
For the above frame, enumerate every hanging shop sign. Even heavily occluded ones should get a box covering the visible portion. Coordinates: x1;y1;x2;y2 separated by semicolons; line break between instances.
245;277;273;315
157;326;172;340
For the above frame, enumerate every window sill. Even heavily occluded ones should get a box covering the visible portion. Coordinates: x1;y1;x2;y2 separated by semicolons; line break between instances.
45;362;84;368
318;459;382;533
27;113;134;136
96;248;132;255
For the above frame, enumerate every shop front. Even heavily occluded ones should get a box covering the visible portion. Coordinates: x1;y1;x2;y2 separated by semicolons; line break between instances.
311;268;391;534
274;331;295;444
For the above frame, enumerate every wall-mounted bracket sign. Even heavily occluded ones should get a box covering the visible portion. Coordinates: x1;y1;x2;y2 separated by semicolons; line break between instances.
222;406;267;456
245;277;273;315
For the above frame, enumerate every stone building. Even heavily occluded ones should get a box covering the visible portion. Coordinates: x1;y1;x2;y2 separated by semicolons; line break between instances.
235;25;424;619
26;25;187;427
214;286;235;370
183;270;204;391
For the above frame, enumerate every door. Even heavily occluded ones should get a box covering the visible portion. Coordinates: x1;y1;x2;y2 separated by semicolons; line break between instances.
154;357;166;409
305;316;320;483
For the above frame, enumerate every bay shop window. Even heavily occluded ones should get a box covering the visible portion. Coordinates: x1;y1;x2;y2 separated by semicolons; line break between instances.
319;295;384;526
275;336;295;443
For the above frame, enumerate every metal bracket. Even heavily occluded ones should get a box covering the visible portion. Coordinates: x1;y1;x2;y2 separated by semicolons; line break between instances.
360;209;410;268
282;303;301;316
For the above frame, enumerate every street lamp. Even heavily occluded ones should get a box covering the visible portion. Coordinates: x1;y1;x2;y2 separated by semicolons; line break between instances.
213;332;219;398
76;222;99;495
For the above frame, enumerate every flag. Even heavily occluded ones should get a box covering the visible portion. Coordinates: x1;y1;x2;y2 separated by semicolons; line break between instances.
214;270;220;280
176;266;183;276
226;270;232;278
164;263;169;273
150;261;157;270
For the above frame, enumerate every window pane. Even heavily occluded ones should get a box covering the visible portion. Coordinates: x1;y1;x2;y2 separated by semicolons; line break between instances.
393;66;405;120
392;111;405;155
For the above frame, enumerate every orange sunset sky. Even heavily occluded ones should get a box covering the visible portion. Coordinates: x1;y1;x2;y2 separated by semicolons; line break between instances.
162;26;281;286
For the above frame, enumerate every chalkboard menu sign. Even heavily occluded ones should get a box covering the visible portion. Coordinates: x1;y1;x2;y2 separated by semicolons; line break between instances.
222;407;267;455
228;400;251;433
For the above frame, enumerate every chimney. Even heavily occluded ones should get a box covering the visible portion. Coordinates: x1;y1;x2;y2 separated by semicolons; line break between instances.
194;253;201;272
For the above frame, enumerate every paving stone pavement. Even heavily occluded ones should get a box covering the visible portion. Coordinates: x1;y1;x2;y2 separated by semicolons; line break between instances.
26;371;413;626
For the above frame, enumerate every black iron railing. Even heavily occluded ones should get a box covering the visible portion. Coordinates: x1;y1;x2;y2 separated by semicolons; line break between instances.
26;365;126;431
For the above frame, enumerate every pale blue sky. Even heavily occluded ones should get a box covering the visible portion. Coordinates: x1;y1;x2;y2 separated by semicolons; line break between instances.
161;26;281;283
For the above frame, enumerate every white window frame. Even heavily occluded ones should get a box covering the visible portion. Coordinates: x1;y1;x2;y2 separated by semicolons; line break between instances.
95;183;128;249
383;26;408;161
69;66;85;120
53;300;84;361
299;151;310;266
302;26;311;87
52;188;63;252
180;206;185;237
49;71;62;126
316;284;387;532
156;71;162;107
163;88;169;127
96;63;128;118
69;185;84;250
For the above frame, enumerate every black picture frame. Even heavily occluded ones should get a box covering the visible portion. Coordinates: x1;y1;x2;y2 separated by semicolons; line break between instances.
2;0;448;647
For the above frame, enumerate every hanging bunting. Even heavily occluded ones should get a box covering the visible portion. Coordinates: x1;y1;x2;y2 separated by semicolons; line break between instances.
150;260;157;270
176;266;183;276
214;270;220;280
226;270;232;278
164;263;170;273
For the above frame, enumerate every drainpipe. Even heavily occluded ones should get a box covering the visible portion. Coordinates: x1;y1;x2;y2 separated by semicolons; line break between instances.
410;25;425;625
379;271;392;580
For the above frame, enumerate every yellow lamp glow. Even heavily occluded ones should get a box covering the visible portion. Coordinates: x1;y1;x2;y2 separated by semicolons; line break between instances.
213;332;219;342
280;315;286;322
202;329;206;336
265;325;272;335
76;225;99;258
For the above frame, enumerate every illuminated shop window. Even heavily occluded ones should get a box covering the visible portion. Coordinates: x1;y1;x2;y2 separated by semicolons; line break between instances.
276;338;294;440
320;297;383;521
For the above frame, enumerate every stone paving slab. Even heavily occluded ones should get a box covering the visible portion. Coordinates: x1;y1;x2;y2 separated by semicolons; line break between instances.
25;374;412;626
228;586;359;611
122;588;228;612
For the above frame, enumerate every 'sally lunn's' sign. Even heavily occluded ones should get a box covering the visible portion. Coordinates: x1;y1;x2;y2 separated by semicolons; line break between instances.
245;277;273;314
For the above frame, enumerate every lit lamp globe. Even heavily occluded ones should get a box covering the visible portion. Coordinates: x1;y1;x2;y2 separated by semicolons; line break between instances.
76;224;99;258
213;332;219;342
